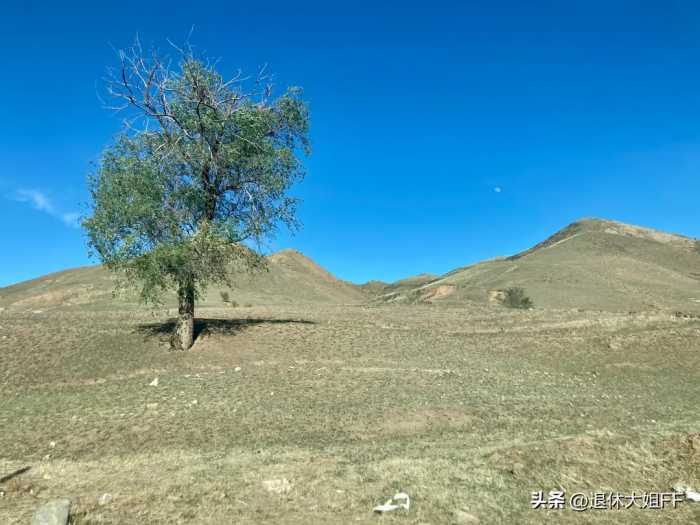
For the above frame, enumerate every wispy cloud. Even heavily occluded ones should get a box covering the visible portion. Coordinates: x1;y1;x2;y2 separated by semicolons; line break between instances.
494;186;502;193
11;189;80;228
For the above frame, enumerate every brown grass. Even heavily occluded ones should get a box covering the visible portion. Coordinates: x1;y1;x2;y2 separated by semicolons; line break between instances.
1;304;699;523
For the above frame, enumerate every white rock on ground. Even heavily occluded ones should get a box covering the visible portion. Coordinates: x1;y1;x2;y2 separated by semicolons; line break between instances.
262;478;291;494
31;499;71;525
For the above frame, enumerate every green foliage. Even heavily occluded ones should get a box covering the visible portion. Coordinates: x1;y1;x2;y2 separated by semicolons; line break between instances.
503;287;534;309
83;42;310;306
220;291;230;303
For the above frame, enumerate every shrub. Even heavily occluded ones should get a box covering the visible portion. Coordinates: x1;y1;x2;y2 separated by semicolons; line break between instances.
503;287;533;309
220;291;230;303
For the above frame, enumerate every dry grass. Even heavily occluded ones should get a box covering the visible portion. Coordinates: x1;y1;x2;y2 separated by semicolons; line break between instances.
1;304;699;523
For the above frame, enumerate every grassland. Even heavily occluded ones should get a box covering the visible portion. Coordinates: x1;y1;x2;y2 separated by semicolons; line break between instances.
1;303;699;523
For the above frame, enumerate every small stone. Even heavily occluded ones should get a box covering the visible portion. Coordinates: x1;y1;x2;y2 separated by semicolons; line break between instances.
262;478;291;494
31;498;71;525
98;493;113;506
146;403;159;410
49;441;56;448
191;400;198;405
149;377;159;387
234;366;242;372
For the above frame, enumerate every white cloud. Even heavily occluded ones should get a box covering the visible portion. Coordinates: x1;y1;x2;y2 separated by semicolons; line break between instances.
11;189;80;228
60;212;81;228
494;186;502;193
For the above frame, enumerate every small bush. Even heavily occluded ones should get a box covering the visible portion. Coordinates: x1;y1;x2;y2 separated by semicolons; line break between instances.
220;291;230;303
503;287;533;309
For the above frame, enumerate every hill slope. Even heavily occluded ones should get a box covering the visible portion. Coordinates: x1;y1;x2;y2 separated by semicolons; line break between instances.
377;218;700;311
0;249;366;312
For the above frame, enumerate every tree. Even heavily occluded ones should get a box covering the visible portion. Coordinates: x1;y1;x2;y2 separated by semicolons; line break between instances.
83;39;310;350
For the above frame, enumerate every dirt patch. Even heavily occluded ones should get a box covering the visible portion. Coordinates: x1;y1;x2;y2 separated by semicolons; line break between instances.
488;290;505;304
420;284;456;301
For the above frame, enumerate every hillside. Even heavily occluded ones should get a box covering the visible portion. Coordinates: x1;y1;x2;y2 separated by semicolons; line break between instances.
0;249;366;312
376;218;700;312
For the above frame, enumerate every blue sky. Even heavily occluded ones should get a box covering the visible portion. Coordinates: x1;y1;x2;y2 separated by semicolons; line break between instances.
2;1;700;287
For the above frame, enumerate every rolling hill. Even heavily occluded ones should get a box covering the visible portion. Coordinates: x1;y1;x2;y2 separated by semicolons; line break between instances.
2;218;699;313
374;218;700;312
0;249;366;312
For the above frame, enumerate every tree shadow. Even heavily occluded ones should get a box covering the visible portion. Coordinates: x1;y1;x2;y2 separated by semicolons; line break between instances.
136;317;316;343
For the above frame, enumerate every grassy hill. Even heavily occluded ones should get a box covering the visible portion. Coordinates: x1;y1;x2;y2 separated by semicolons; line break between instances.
3;218;700;314
0;249;366;312
375;218;700;312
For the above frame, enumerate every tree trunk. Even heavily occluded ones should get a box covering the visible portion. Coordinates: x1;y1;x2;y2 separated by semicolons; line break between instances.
172;277;195;350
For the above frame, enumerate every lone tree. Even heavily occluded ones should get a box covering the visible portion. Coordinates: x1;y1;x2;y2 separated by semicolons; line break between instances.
83;39;310;350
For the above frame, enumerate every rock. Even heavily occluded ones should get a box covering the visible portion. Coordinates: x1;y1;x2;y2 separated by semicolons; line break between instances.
32;499;71;525
149;377;159;387
49;441;56;449
234;366;242;372
98;493;113;506
262;478;291;494
453;510;480;524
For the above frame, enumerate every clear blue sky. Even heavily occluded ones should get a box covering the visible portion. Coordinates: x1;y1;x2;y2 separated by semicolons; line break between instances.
2;1;700;287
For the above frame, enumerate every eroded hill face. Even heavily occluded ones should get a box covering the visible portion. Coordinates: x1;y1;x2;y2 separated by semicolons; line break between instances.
375;219;700;312
0;250;367;312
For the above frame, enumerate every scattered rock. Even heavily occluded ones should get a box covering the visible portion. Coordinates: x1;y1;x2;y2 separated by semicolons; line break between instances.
149;377;159;387
673;483;700;502
32;498;71;525
453;509;480;524
509;462;525;476
262;478;291;494
373;492;410;513
98;493;113;506
234;366;242;372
